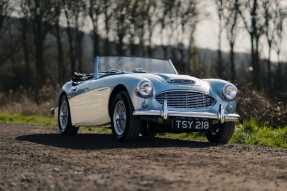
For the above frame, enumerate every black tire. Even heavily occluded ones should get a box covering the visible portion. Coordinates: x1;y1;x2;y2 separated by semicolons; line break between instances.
206;122;235;144
111;91;141;142
58;94;79;136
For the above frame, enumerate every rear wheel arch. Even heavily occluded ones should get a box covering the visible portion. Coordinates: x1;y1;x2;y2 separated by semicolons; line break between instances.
57;91;68;106
58;93;78;135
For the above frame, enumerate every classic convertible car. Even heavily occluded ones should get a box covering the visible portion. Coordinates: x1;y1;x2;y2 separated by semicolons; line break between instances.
57;57;239;144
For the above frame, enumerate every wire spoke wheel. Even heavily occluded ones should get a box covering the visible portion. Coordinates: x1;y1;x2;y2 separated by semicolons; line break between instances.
59;98;69;131
111;91;141;142
58;94;79;136
113;100;127;136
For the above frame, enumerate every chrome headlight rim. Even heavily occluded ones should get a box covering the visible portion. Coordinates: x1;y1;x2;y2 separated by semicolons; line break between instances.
136;80;154;98
223;84;238;100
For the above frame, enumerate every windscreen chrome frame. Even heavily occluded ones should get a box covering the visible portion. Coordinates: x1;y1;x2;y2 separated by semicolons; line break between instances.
93;56;178;75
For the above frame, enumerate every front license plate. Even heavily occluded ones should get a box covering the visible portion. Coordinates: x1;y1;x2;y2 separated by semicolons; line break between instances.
173;119;209;130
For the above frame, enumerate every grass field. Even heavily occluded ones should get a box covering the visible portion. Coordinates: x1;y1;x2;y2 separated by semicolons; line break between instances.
0;112;286;149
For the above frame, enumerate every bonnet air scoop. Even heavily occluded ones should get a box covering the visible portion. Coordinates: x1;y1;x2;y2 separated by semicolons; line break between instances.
167;79;195;85
156;74;196;85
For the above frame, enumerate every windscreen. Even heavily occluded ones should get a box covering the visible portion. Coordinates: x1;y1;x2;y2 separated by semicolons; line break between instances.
97;57;177;74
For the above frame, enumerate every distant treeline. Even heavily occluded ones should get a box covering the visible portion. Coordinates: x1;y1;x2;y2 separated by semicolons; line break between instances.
0;0;287;98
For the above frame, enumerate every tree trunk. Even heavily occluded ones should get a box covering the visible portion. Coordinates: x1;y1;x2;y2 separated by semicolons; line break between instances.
147;20;153;57
217;25;223;78
76;31;83;72
230;42;236;82
217;49;223;78
267;42;272;89
0;16;4;32
217;3;223;78
33;17;46;91
104;15;110;56
129;32;136;56
277;52;282;89
186;32;195;74
117;33;125;56
250;35;256;87
66;27;76;76
254;37;261;89
93;30;99;57
21;19;31;87
55;22;64;83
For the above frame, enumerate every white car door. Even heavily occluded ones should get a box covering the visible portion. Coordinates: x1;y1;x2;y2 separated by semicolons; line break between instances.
69;79;111;126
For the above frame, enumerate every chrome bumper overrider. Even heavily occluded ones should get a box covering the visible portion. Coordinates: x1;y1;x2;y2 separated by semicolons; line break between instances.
133;102;240;123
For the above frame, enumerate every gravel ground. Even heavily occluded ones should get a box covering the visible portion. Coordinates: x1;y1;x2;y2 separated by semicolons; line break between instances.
0;124;286;191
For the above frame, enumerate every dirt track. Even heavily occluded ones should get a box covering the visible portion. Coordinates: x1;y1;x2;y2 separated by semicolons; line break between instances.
0;124;286;191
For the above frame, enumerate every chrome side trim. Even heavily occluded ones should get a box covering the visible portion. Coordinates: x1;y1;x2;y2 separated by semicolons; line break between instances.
133;110;240;122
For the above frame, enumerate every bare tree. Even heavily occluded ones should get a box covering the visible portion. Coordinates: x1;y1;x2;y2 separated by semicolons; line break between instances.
238;0;265;89
0;0;9;31
75;12;86;72
146;0;158;57
63;0;85;75
49;1;65;83
159;0;177;58
215;0;224;78
89;0;102;57
18;0;32;86
273;7;286;89
102;0;113;56
262;0;280;88
180;0;198;74
25;0;56;91
113;0;131;55
128;0;158;56
224;0;240;82
128;0;141;56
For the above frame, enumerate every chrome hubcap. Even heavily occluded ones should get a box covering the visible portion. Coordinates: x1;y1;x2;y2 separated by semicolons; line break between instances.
113;100;127;136
59;98;69;131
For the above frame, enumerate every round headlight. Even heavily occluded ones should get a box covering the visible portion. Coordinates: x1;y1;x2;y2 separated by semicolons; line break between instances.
136;80;153;98
223;84;237;100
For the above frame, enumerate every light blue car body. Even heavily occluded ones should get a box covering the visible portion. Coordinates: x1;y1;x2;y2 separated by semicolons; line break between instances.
57;58;239;127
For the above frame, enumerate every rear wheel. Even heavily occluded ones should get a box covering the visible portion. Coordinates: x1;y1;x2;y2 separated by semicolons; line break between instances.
111;91;141;142
206;122;235;144
58;94;79;135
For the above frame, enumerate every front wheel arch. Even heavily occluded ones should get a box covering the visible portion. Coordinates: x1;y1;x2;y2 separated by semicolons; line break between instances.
108;85;133;118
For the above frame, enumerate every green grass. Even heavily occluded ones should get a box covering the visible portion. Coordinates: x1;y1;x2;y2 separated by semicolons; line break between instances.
0;112;286;149
0;112;56;127
231;119;287;148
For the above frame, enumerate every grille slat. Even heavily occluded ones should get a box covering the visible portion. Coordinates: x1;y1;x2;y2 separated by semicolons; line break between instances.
155;91;216;109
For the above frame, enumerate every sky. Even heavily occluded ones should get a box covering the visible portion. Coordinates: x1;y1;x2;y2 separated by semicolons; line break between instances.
194;0;287;62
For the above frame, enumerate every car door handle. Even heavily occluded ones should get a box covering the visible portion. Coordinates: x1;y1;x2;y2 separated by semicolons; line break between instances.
97;87;108;92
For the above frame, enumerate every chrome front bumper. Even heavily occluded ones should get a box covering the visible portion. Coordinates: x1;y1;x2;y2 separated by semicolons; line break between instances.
133;102;240;123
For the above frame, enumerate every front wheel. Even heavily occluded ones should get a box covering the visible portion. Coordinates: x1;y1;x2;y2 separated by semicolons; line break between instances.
111;91;141;142
58;94;79;135
206;122;235;144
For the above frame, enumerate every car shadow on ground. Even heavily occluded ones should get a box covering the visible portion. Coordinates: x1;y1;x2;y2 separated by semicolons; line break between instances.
16;133;215;150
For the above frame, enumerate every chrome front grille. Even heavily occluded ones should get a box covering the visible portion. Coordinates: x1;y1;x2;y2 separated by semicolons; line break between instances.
155;91;216;109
